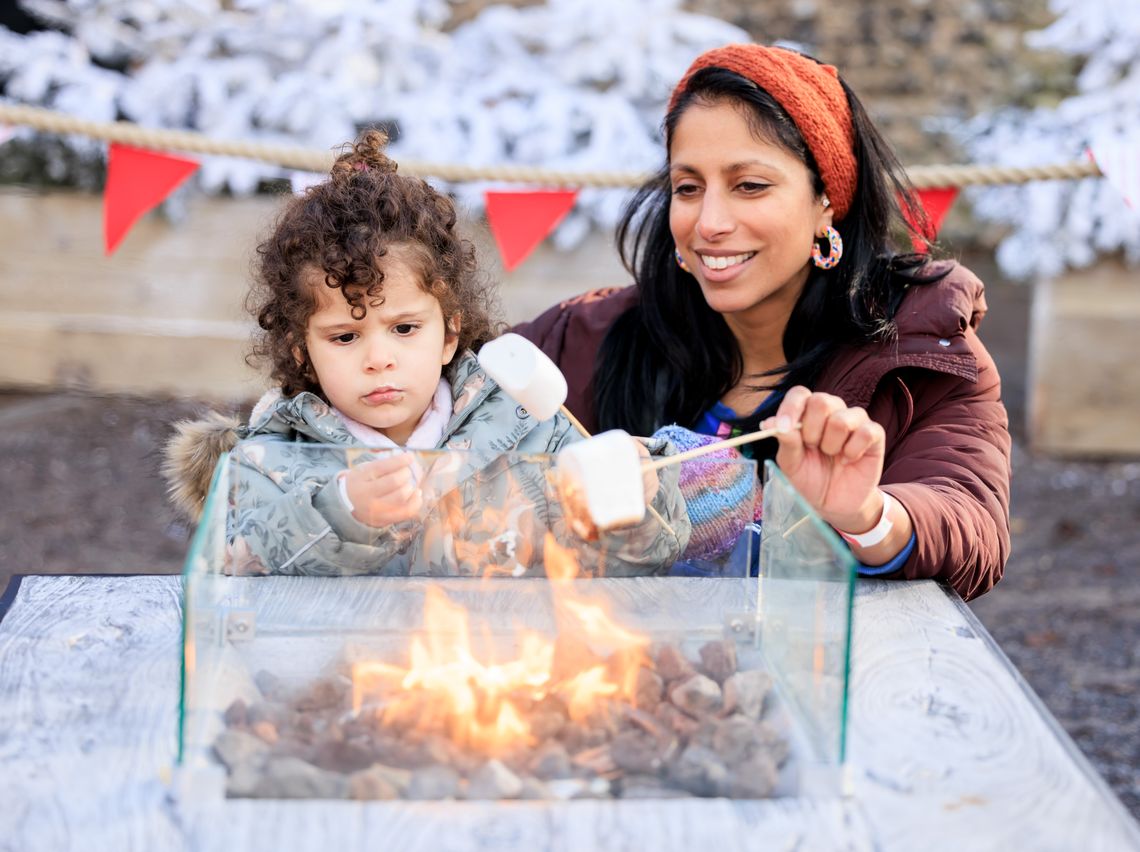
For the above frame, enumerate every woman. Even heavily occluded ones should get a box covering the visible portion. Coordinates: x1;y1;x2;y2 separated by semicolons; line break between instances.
515;44;1011;600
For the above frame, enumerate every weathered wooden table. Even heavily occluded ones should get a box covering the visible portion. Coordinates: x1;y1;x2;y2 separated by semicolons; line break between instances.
1;574;1137;851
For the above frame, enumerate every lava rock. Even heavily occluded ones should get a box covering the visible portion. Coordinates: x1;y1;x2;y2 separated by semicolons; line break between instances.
213;729;269;771
654;644;696;682
529;740;573;780
223;698;249;728
725;751;779;798
467;759;524;800
310;736;376;773
255;756;348;799
633;667;664;711
722;670;772;720
348;764;408;800
698;640;738;685
406;765;461;800
669;674;724;717
652;702;701;739
610;729;673;774
254;670;285;701
294;676;349;713
668;745;729;797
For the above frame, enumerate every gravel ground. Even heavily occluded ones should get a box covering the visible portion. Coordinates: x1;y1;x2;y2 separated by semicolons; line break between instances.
0;266;1136;820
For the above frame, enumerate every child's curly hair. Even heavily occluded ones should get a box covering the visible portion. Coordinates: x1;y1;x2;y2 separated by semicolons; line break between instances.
247;129;500;397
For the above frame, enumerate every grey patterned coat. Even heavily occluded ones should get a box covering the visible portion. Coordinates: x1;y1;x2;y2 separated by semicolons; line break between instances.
221;352;690;577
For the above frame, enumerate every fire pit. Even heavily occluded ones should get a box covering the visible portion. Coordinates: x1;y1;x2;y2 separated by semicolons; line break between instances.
178;449;855;802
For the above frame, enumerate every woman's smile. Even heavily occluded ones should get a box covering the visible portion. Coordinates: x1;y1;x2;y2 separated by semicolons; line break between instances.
695;250;758;282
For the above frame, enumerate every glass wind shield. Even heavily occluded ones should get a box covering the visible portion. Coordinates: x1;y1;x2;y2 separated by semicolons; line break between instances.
178;444;851;802
758;460;857;784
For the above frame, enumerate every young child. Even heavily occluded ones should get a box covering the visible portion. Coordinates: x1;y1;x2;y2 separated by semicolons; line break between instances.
163;131;690;577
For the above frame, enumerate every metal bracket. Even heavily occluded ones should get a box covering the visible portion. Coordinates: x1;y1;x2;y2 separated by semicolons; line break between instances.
724;610;761;644
223;609;256;642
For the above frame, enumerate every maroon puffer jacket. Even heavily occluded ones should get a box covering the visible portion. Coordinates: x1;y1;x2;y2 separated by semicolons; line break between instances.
514;262;1011;600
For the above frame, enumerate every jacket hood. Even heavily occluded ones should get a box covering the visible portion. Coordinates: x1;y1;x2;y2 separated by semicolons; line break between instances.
892;261;988;338
161;410;243;520
819;262;987;408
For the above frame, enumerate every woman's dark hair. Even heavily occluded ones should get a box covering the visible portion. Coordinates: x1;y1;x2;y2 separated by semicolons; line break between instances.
247;129;500;397
595;63;946;436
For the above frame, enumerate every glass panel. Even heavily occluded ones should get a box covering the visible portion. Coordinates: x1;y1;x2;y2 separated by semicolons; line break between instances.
176;444;851;802
758;460;857;774
179;453;232;766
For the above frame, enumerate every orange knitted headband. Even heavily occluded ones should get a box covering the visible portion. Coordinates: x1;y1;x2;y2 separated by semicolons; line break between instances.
667;44;858;221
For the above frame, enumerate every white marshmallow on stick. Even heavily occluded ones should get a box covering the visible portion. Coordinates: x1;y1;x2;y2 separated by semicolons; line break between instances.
556;430;647;539
479;334;675;540
477;333;568;421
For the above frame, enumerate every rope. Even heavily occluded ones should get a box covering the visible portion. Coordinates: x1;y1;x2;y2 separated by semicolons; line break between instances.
0;102;1104;189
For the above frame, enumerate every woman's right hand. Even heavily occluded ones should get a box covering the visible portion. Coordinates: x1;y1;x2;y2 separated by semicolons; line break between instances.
763;386;886;534
342;453;423;527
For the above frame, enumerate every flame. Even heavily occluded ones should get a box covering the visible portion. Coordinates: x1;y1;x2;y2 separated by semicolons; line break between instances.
561;598;648;648
349;533;652;755
542;530;580;583
559;664;618;722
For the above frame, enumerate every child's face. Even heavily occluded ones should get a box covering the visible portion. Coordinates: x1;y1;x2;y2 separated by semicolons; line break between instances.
302;257;459;445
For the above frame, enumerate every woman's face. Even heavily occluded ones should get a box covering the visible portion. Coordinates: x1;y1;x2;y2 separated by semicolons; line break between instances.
668;100;832;320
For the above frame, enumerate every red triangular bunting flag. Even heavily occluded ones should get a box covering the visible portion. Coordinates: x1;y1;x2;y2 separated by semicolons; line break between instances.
906;187;959;252
1088;143;1140;209
104;143;199;255
484;190;578;271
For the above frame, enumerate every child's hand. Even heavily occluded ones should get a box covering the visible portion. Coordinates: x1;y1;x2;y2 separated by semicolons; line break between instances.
633;439;660;505
342;453;423;527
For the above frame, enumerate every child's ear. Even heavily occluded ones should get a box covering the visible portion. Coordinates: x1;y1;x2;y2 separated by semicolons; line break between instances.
441;314;461;365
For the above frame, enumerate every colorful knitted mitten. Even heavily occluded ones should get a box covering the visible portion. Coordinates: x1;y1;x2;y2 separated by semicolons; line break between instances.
653;424;759;560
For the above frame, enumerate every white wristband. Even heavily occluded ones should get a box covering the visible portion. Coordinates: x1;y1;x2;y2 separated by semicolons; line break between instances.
835;491;894;549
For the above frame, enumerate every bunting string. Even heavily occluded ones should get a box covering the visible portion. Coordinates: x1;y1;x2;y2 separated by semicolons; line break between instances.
0;102;1105;189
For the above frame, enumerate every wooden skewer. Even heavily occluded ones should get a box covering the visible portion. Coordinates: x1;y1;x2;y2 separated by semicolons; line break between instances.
559;404;677;539
558;405;591;440
781;515;811;539
642;423;799;472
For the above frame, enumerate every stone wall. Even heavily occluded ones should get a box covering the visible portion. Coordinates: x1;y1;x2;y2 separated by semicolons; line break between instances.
689;0;1074;169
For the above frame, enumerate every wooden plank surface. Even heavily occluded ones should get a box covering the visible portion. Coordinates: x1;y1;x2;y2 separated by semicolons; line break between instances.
2;575;1138;851
0;576;184;851
847;581;1140;850
0;188;622;400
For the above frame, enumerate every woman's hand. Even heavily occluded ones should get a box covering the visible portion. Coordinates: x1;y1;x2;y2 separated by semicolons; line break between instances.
763;386;885;534
342;453;423;528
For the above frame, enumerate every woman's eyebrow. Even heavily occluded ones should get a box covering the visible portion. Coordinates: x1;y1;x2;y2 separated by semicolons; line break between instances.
723;159;778;172
670;159;781;175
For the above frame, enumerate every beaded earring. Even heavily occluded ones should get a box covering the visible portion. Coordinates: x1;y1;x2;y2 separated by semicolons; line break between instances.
674;247;692;274
811;226;843;270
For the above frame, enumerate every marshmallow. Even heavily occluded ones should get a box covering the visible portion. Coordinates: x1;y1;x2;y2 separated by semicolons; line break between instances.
557;430;646;539
477;333;568;421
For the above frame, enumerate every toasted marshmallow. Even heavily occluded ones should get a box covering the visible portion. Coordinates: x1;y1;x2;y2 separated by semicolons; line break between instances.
557;430;646;537
477;333;568;421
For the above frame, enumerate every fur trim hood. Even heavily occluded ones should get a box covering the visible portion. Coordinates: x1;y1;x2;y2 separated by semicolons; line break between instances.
161;410;242;520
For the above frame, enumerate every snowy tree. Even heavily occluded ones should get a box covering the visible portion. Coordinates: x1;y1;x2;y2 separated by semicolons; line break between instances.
0;0;746;242
956;0;1140;280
